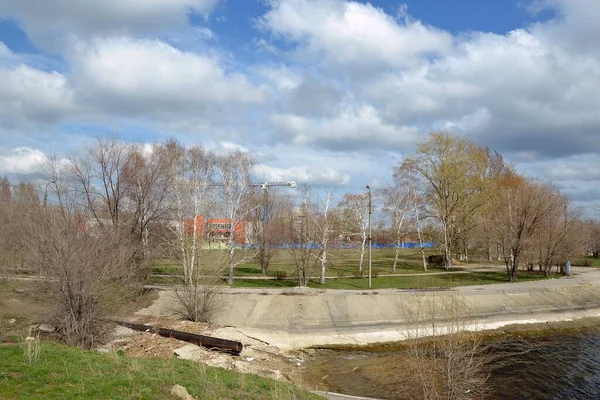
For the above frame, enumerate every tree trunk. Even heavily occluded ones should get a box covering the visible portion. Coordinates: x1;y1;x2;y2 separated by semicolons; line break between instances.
228;240;235;287
443;222;452;269
392;243;400;272
358;234;366;275
320;242;327;285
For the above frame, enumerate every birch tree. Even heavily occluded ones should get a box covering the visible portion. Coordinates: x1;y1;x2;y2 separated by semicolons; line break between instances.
315;190;334;284
167;141;215;285
338;192;370;275
215;150;254;286
380;165;412;272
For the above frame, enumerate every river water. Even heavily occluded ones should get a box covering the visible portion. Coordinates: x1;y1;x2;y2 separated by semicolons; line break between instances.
304;329;600;399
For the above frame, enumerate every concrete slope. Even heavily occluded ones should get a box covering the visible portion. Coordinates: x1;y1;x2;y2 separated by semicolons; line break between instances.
138;269;600;349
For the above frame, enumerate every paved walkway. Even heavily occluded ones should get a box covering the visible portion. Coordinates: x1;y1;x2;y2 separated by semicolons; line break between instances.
137;268;600;349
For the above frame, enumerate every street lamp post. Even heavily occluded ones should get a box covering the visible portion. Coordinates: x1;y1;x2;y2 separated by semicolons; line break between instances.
43;180;55;208
366;185;372;289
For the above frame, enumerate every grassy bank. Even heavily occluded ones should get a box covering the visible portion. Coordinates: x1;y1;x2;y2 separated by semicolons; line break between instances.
232;271;553;290
0;342;320;400
152;248;442;277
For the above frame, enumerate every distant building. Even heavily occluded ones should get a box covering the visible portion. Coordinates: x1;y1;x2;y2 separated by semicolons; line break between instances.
184;216;247;245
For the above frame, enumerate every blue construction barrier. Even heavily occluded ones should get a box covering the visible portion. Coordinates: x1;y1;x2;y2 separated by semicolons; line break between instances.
240;242;434;249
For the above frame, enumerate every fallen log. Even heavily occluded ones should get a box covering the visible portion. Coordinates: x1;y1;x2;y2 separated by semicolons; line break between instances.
113;320;243;355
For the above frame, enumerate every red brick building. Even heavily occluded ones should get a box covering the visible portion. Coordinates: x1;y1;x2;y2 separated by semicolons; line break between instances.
184;216;247;245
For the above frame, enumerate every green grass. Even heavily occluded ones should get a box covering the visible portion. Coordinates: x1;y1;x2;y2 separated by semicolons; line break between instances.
0;342;321;400
152;248;444;277
232;271;553;290
584;256;600;267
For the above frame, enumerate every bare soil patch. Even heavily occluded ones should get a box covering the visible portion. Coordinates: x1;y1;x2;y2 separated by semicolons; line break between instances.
99;315;312;387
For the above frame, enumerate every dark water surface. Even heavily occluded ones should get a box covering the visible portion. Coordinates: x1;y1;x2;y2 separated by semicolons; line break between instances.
304;330;600;399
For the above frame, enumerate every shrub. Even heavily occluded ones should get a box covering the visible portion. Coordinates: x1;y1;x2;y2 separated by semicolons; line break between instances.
572;259;593;267
26;210;140;348
427;254;447;268
173;282;222;322
274;271;287;281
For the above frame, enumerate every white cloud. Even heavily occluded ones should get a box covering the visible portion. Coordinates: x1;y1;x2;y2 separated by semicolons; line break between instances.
259;0;452;72
0;0;219;47
70;38;264;122
255;164;350;186
255;65;302;91
269;104;418;151
0;64;74;129
0;147;46;174
356;27;600;157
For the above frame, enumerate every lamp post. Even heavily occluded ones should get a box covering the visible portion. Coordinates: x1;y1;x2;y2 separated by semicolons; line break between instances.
366;185;372;289
43;180;55;208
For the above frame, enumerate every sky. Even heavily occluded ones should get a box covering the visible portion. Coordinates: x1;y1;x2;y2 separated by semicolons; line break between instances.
0;0;599;213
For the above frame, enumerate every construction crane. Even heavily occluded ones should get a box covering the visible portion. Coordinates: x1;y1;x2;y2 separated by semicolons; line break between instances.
249;181;297;191
249;181;297;222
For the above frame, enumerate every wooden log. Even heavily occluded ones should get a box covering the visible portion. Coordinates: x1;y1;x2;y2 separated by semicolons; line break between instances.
114;320;243;355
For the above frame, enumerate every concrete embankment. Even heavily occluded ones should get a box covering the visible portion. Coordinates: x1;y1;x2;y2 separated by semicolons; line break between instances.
138;269;600;349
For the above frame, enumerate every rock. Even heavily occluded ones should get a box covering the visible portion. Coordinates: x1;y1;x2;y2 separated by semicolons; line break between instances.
38;324;56;333
8;318;16;324
173;344;202;361
170;384;194;400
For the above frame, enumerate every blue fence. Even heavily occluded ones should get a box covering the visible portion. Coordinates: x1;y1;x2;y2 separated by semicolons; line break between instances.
240;242;434;250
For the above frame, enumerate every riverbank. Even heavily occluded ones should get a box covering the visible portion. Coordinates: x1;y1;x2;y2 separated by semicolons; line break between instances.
137;269;600;349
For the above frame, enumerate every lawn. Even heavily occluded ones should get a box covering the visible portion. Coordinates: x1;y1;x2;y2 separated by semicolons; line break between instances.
584;256;600;267
149;249;562;290
232;271;552;290
0;342;321;400
152;248;445;278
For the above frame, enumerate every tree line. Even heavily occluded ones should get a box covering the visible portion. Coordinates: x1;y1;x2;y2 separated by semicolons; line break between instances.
0;132;597;345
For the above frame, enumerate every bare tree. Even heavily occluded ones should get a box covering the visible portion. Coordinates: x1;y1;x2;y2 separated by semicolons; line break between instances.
492;175;555;281
401;292;490;399
247;188;281;275
215;151;254;286
380;164;413;272
338;192;370;275
69;137;132;229
123;143;173;263
532;193;583;276
0;177;40;273
587;219;600;259
26;207;139;348
287;187;324;287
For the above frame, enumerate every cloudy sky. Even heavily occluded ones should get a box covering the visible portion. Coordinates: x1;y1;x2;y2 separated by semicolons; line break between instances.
0;0;599;211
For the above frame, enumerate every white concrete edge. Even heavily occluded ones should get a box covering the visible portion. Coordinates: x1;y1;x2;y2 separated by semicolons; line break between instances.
238;307;600;350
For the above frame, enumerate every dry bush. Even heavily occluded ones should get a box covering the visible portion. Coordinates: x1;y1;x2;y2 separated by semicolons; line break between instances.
174;282;223;323
21;327;41;364
401;292;490;400
173;250;225;322
26;209;140;348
